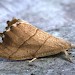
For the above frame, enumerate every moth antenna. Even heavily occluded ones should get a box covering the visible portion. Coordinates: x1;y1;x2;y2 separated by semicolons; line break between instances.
71;44;75;49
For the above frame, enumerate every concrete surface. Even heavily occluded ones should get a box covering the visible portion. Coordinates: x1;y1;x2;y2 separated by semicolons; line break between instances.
0;0;75;75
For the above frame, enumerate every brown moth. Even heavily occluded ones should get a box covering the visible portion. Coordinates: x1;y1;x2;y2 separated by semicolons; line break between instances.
0;18;75;62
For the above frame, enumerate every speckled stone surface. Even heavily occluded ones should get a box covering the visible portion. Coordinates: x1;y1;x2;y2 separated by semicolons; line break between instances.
0;0;75;75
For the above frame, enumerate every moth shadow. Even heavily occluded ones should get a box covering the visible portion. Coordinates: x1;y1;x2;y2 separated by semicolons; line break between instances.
0;53;70;62
38;52;71;62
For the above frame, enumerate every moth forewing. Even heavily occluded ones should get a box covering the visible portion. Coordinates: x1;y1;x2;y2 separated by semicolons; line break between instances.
0;18;75;62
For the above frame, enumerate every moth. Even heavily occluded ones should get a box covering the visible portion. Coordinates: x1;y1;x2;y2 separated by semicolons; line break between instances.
0;18;75;62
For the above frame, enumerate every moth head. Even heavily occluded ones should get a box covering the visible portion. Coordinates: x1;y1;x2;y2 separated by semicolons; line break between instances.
6;18;20;30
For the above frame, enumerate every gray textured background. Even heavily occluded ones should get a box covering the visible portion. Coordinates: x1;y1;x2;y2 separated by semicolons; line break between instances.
0;0;75;75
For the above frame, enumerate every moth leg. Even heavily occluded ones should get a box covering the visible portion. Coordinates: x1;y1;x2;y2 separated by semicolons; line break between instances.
64;50;72;63
29;58;37;63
